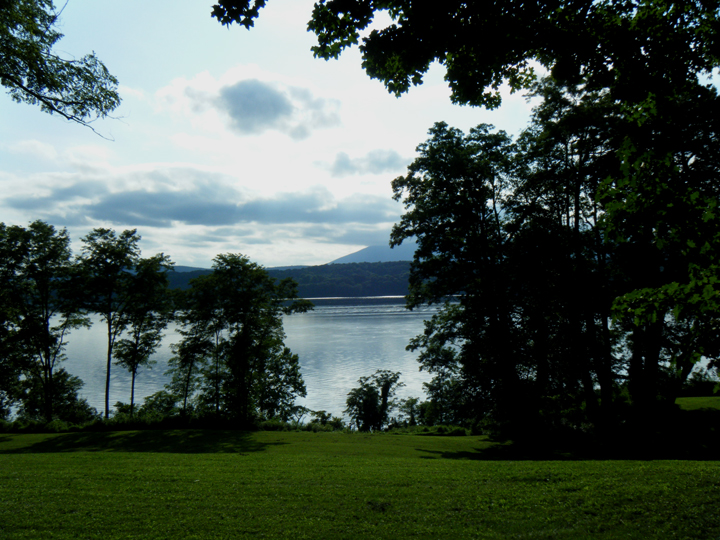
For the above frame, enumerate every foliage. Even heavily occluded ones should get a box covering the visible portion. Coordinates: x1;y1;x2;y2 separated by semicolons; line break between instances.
0;220;88;422
0;0;120;128
212;1;720;107
137;390;181;420
213;0;720;438
392;77;720;436
170;254;312;426
345;369;404;431
15;368;97;424
680;368;720;398
167;261;411;298
113;254;174;416
79;228;141;419
309;409;344;430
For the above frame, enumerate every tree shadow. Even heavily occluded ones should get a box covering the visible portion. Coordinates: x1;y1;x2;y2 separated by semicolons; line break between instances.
416;443;578;461
416;410;720;461
0;429;284;454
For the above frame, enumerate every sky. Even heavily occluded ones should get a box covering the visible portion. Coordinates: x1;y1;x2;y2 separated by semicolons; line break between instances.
0;0;537;268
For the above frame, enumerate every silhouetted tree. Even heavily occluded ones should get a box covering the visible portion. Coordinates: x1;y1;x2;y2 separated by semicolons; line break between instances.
113;254;174;416
79;228;141;419
0;220;88;422
345;370;404;431
0;0;120;127
172;254;312;425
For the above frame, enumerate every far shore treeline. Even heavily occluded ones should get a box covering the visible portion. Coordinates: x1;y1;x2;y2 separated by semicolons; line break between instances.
168;261;411;298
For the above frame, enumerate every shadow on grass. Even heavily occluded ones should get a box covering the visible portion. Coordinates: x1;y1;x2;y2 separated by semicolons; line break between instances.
417;409;720;461
416;443;578;461
0;429;284;454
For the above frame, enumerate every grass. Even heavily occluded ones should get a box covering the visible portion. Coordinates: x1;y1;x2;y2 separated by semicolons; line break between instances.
676;395;720;411
1;430;719;539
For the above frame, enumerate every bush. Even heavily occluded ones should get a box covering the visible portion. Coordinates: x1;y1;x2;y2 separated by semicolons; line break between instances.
44;419;70;433
259;419;290;431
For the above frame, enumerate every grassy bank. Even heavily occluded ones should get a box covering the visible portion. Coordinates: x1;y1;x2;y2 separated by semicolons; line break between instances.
1;430;719;539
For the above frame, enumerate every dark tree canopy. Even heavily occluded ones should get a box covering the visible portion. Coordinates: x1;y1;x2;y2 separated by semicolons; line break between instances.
168;254;312;426
211;0;720;107
0;0;120;127
392;79;720;437
0;220;89;422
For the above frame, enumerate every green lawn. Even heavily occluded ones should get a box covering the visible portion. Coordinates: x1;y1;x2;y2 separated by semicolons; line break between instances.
1;430;719;539
676;395;720;411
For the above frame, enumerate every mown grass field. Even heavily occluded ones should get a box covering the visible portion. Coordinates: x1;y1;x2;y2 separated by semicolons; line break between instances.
1;428;719;540
676;395;720;411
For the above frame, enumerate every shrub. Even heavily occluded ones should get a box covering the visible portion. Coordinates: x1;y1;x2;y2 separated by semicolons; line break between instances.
44;419;69;433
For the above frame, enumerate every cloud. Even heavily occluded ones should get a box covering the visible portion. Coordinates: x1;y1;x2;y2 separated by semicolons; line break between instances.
214;79;341;139
217;80;294;135
5;140;59;162
3;170;400;230
161;74;341;140
329;149;408;177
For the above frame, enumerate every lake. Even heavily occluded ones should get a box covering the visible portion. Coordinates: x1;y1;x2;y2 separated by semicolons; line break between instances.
62;297;436;419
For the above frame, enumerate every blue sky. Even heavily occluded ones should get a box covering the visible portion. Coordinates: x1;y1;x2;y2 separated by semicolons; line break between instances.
0;0;536;267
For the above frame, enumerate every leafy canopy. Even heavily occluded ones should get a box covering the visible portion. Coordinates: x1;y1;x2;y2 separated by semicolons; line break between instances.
0;0;120;128
211;0;720;107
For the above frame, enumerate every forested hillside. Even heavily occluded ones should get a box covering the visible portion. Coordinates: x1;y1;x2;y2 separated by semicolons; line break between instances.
166;261;411;298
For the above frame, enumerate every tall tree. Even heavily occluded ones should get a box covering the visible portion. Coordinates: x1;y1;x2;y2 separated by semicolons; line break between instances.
0;220;88;422
113;254;174;416
391;122;526;430
0;0;120;127
172;254;312;426
212;1;720;106
79;228;141;419
214;0;720;371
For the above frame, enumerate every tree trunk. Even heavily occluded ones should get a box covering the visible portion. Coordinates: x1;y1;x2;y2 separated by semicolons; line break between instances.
105;318;112;419
130;369;136;417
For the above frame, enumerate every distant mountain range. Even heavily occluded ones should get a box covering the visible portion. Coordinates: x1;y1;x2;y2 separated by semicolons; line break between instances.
328;242;416;264
172;242;417;273
167;244;416;297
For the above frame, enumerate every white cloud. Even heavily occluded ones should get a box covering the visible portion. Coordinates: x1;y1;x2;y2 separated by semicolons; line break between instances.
5;140;59;162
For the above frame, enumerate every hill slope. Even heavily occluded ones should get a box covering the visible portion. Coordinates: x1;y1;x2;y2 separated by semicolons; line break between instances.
329;242;416;264
166;261;411;298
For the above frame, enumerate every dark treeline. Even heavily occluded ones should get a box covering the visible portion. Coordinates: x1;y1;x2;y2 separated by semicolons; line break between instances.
167;261;411;298
389;78;720;445
0;224;312;429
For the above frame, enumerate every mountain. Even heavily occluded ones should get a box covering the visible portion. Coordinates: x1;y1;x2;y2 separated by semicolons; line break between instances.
328;242;416;264
172;265;208;273
165;245;416;296
166;261;411;297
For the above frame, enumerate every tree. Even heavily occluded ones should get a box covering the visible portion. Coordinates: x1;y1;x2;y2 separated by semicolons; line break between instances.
393;78;720;435
344;369;404;431
172;253;312;426
391;122;532;431
79;228;141;419
0;220;88;423
214;0;720;340
113;254;174;416
217;1;720;435
1;0;120;128
212;1;720;106
16;367;97;424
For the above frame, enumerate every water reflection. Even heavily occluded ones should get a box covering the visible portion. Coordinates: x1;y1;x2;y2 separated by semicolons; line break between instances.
62;297;436;418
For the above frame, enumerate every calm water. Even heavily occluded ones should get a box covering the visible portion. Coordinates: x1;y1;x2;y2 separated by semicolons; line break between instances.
62;297;436;418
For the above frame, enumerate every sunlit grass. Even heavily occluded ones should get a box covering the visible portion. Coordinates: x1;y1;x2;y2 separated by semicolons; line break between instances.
676;396;720;411
1;430;719;539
